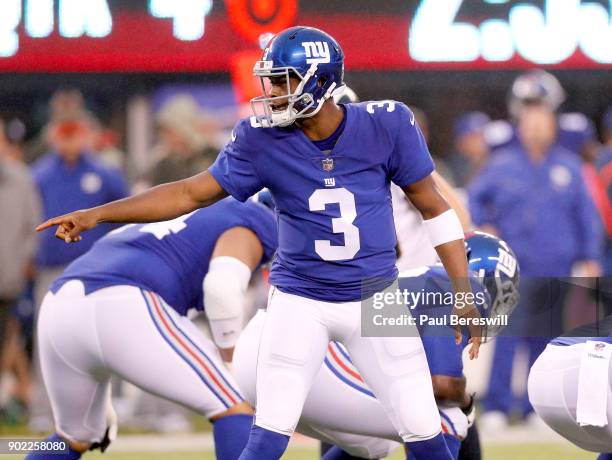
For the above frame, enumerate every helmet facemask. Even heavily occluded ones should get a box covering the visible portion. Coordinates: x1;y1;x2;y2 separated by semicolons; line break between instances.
250;61;338;128
483;272;520;340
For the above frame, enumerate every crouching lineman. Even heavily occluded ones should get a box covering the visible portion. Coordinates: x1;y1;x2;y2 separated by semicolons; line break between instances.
233;232;520;460
528;317;612;459
25;197;277;460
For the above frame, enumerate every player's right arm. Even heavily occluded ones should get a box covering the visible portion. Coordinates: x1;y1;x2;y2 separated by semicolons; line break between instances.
36;171;228;243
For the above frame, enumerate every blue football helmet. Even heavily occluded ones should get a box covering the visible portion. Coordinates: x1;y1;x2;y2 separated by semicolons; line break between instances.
251;26;345;127
508;69;565;119
465;231;520;340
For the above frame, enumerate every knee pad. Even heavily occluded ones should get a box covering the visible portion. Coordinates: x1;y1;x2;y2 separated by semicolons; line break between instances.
204;257;251;349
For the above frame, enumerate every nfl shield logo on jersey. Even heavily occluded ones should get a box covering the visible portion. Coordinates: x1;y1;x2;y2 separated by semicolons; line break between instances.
322;158;334;171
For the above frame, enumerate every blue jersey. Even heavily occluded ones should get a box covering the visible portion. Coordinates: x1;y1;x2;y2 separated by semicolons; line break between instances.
33;152;129;267
51;198;278;316
399;266;489;378
469;145;602;276
550;316;612;346
209;102;434;302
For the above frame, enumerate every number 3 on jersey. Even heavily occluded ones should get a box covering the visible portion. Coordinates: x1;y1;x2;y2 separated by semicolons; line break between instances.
308;188;360;261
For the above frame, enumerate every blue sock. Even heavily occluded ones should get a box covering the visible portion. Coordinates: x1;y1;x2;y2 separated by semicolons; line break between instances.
237;425;290;460
321;445;370;460
405;432;453;460
443;434;461;460
213;414;254;460
24;433;82;459
597;454;612;460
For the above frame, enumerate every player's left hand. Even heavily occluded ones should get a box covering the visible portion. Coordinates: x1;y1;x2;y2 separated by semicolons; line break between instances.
451;304;482;360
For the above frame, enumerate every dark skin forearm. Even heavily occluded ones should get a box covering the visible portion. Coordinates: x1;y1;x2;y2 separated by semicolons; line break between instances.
432;375;471;408
94;172;227;224
403;174;482;358
37;170;228;242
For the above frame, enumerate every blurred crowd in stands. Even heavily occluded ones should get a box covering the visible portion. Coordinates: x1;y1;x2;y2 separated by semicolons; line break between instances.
0;69;610;434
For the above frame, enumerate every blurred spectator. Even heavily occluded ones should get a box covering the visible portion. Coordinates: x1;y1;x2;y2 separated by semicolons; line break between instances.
145;95;219;186
485;70;598;161
447;112;491;188
29;110;128;431
597;107;612;276
469;101;604;429
0;147;40;373
87;116;125;169
25;89;86;164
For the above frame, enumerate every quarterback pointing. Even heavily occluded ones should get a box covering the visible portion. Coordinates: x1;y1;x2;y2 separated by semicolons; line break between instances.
38;27;481;460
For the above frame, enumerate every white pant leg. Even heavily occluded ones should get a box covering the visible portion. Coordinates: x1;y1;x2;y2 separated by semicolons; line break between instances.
336;302;441;442
39;281;243;443
235;311;460;454
37;282;112;443
529;344;612;452
234;311;399;458
254;288;330;435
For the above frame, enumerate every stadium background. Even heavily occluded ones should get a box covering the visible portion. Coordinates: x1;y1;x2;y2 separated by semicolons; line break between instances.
0;0;611;459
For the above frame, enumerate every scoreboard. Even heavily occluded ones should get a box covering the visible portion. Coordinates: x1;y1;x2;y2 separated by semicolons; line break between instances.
0;0;610;72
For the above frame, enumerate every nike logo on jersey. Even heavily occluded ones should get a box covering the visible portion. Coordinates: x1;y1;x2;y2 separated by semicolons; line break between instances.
410;111;415;126
231;130;237;142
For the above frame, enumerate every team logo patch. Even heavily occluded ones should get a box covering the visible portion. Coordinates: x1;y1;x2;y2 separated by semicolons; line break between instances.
81;173;102;194
595;342;606;352
550;165;571;189
302;41;331;64
322;158;334;171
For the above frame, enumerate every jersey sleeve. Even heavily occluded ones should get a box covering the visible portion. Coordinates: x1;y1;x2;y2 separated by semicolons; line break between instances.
208;119;264;202
421;335;464;377
388;103;435;188
243;202;278;265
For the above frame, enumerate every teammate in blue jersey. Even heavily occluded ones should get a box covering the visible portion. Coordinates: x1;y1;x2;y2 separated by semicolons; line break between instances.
38;26;481;460
26;197;277;460
232;232;519;460
528;317;612;459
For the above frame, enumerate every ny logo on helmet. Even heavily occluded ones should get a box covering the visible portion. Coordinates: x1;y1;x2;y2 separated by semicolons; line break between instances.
302;41;331;64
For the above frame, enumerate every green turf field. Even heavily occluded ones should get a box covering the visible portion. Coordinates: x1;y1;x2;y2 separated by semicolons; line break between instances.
0;444;598;460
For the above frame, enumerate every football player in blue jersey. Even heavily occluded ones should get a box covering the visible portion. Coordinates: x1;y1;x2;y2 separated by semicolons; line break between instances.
38;26;481;460
232;232;519;460
26;197;277;460
529;317;612;459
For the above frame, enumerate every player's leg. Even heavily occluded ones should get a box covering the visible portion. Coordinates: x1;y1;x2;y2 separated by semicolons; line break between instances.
342;319;452;460
528;342;612;452
321;446;372;460
26;282;115;459
457;422;482;460
239;288;331;460
93;287;251;460
407;407;467;460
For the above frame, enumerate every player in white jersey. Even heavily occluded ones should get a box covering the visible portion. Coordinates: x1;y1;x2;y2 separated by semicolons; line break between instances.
392;176;471;271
